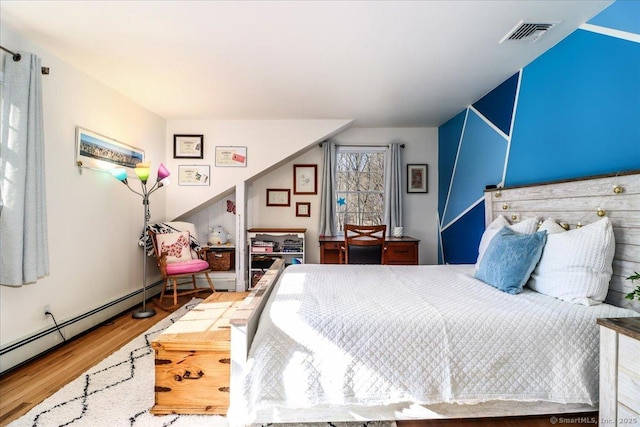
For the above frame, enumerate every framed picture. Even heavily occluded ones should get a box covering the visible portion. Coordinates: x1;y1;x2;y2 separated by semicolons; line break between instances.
215;146;247;167
407;164;428;193
178;165;210;186
266;188;291;207
76;127;144;170
174;134;204;159
293;164;317;195
296;202;311;217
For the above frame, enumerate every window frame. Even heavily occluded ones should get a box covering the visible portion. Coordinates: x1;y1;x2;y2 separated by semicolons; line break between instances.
334;145;387;234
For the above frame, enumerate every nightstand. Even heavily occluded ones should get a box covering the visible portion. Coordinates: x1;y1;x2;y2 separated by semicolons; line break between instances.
597;317;640;426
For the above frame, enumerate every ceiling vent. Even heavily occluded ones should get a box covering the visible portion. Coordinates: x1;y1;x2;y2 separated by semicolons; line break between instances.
500;20;558;43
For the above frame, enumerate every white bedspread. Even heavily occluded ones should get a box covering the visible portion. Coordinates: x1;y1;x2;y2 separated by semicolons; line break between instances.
237;264;638;422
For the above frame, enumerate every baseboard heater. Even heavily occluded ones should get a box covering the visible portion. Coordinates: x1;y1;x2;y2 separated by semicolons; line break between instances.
0;282;162;375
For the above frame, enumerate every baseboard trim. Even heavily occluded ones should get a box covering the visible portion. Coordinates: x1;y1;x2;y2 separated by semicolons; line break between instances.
0;282;162;374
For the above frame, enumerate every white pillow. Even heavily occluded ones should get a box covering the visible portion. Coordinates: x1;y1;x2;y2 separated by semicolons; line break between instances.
475;216;539;269
528;217;615;306
156;231;193;264
538;217;567;235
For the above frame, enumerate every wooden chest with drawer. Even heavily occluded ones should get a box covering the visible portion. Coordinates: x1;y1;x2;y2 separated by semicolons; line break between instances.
319;235;419;265
150;291;249;415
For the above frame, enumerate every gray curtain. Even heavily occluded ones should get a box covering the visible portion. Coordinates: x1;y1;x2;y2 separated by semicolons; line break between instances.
0;52;49;286
318;141;337;236
383;141;403;234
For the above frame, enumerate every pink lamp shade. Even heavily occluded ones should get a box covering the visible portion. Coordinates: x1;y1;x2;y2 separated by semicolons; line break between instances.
109;168;128;182
157;163;170;180
134;167;151;182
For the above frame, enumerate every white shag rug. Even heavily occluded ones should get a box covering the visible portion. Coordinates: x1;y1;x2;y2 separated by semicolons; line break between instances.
8;298;396;427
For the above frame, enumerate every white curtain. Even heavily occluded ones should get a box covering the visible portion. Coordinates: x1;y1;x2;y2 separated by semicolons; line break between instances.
318;141;337;236
383;141;403;234
0;52;49;286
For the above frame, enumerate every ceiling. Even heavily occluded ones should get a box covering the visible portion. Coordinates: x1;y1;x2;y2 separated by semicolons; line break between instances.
0;1;612;127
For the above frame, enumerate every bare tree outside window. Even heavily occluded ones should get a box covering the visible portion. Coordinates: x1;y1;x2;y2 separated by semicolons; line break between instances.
335;148;386;232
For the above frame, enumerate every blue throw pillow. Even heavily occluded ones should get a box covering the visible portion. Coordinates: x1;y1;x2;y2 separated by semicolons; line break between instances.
474;226;547;295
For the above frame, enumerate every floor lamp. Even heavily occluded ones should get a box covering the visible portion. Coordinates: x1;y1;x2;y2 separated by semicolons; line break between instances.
110;162;171;319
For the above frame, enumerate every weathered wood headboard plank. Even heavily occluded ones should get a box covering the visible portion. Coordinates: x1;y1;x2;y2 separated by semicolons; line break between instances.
484;170;640;199
485;171;639;313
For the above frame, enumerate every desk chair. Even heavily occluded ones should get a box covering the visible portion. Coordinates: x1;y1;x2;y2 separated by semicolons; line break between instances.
340;224;387;264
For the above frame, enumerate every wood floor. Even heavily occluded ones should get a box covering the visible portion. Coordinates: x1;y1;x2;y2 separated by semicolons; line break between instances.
0;294;597;427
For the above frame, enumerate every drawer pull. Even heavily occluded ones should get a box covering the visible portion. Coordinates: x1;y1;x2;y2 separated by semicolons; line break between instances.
176;370;205;381
219;358;231;364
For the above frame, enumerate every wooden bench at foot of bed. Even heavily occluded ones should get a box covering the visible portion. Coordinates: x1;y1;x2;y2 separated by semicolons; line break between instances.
150;291;249;415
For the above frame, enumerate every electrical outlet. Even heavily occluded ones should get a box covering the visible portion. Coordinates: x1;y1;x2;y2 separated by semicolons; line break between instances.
43;304;51;317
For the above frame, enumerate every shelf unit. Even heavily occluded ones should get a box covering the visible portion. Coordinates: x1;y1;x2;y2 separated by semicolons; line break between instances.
247;228;306;288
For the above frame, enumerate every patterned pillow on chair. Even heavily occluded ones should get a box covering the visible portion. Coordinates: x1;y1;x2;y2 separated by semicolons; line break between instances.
155;231;192;263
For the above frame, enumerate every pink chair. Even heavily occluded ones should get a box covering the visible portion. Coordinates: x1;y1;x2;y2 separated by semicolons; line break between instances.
148;222;216;307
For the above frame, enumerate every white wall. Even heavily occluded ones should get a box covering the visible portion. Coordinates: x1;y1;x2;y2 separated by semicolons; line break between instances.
164;120;353;220
249;127;439;264
0;25;166;372
166;119;353;291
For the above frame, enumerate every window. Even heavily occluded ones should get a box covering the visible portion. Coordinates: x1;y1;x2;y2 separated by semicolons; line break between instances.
335;146;386;232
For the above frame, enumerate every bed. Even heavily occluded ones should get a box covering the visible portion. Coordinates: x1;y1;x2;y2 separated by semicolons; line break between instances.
229;171;640;425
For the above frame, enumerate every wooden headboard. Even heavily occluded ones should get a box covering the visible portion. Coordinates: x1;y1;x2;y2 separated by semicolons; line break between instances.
484;170;640;313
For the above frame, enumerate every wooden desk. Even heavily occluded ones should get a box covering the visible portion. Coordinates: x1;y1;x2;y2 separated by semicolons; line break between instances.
319;235;419;265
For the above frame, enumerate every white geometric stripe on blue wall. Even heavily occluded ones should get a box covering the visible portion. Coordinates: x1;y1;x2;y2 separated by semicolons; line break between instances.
441;201;486;264
472;73;519;137
441;109;508;228
437;110;466;219
587;0;640;35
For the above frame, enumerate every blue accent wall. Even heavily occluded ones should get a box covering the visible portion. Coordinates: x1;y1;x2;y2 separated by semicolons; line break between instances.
441;202;485;264
442;110;507;227
507;29;640;185
472;73;519;136
438;111;466;220
437;0;640;264
588;0;640;34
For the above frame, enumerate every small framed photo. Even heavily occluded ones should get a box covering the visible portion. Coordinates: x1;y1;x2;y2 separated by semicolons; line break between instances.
293;164;317;195
178;165;210;186
266;188;291;207
215;146;247;167
407;164;428;193
296;202;311;217
174;134;204;159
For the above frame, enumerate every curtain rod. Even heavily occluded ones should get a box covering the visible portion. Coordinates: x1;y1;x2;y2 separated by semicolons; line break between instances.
318;142;405;148
0;45;50;75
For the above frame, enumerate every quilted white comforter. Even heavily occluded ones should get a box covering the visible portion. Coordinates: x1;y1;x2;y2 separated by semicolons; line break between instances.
238;264;638;420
